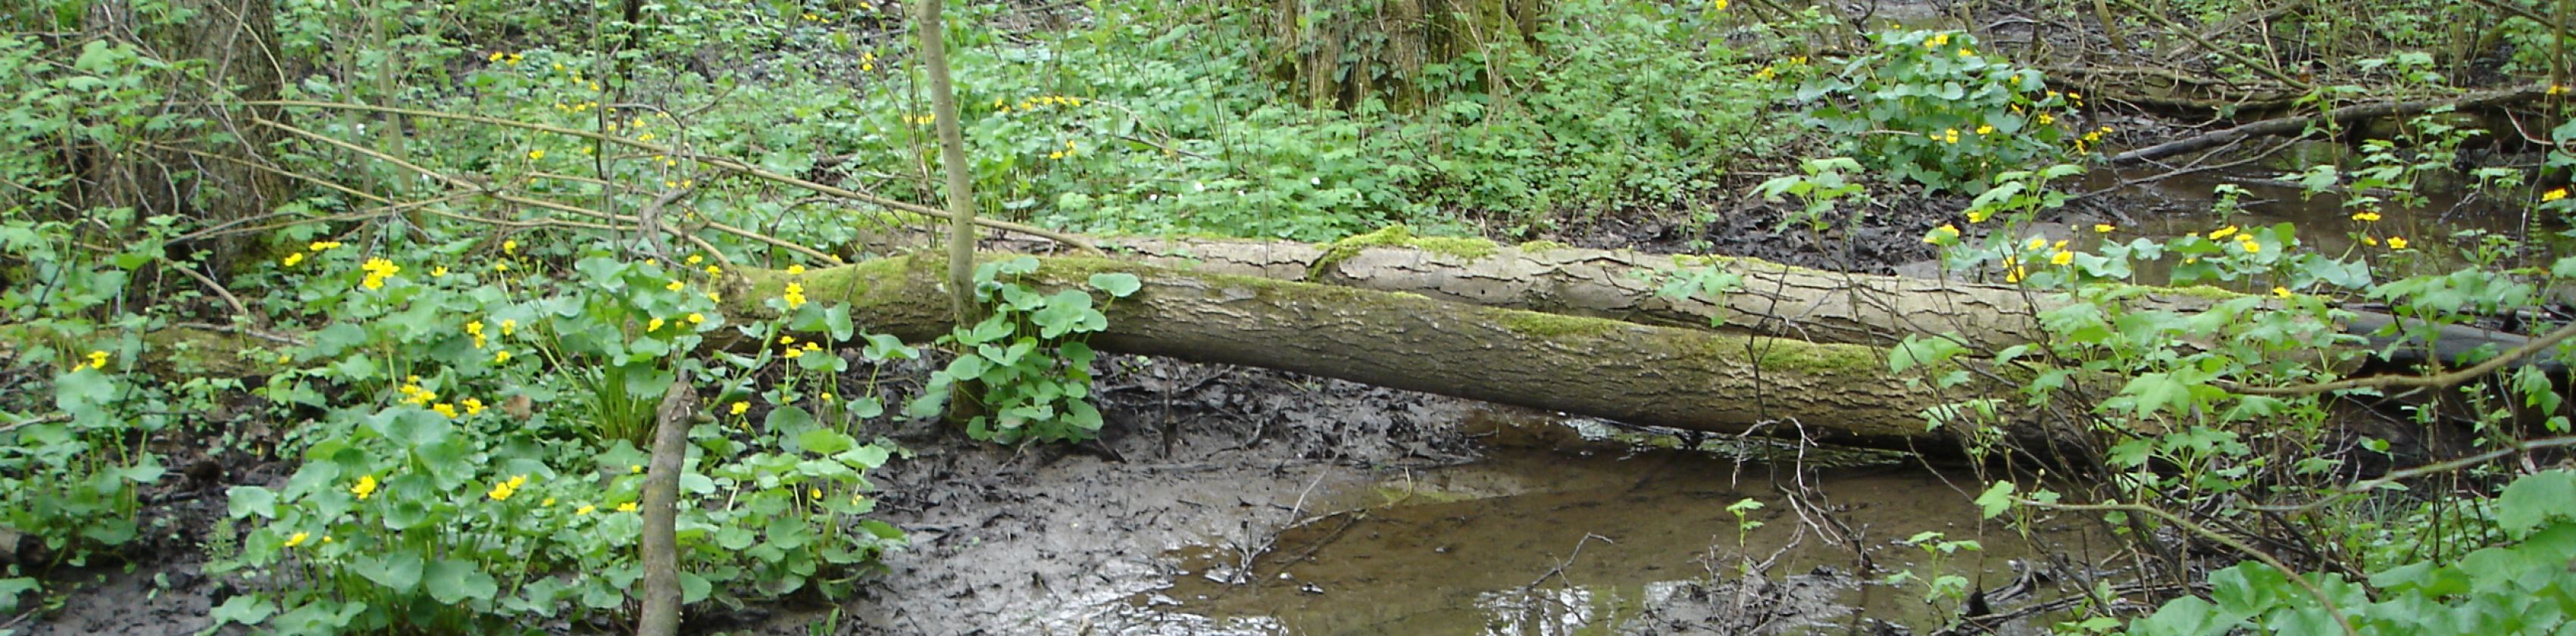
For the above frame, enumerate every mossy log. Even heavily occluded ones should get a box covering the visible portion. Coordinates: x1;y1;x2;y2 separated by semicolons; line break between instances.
1099;232;2532;371
730;254;2040;448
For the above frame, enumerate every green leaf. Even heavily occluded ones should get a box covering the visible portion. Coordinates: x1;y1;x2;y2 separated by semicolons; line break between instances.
208;594;277;628
764;405;818;435
2118;373;2194;416
424;558;499;604
1973;481;2015;519
2496;469;2576;538
797;428;856;454
352;551;424;593
1087;273;1142;298
227;486;278;519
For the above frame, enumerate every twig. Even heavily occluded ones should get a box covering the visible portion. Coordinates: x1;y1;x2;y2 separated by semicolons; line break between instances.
2114;83;2549;164
2237;320;2576;395
163;260;258;329
239;100;1099;253
1524;533;1615;590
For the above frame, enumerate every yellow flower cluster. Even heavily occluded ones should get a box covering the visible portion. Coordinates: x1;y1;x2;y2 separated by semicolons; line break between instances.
485;51;525;65
1048;139;1080;161
860;51;881;73
466;320;488;348
493;350;513;364
398;379;437;405
487;474;530;501
85;350;109;369
1926;33;1951;48
783;282;807;308
1939;128;1962;144
360;257;400;290
2350;210;2382;222
1002;95;1086;113
783;339;822;360
2546;189;2569;202
2206;225;2262;253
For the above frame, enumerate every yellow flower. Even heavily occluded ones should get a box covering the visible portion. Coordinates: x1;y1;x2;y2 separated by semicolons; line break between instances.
351;475;378;500
433;403;459;418
2004;265;2028;283
284;532;309;548
648;317;666;332
2037;114;2055;125
730;402;749;416
494;263;510;272
2093;223;2114;233
821;392;835;402
786;264;807;275
705;265;722;276
541;497;555;507
432;266;449;277
2554;85;2571;96
2049;251;2074;266
464;398;486;416
310;241;342;251
2273;286;2293;298
2362;235;2380;246
631;464;643;474
809;488;823;500
2208;226;2239;240
2549;189;2569;202
1976;124;1995;135
2025;236;2047;251
617;501;639;513
487;479;517;501
2240;238;2262;254
2351;210;2382;222
86;350;108;369
527;149;545;161
500;320;516;335
780;335;796;345
2387;236;2409;250
282;252;305;267
664;280;685;292
1714;0;1727;8
576;504;596;515
493;350;512;364
686;255;704;265
1957;48;1974;57
1927;33;1949;48
783;282;807;308
1941;128;1960;144
784;348;805;360
686;313;705;325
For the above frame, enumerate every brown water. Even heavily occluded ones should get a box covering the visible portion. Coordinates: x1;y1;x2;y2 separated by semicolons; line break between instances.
1111;412;2111;635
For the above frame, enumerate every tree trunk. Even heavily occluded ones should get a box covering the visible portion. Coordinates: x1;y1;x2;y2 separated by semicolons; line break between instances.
79;0;292;276
736;254;2047;449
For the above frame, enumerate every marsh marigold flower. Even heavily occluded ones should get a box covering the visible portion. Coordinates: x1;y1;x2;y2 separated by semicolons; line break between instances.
617;501;638;513
284;532;309;547
2387;236;2409;249
352;475;379;500
2548;189;2569;202
2208;226;2239;241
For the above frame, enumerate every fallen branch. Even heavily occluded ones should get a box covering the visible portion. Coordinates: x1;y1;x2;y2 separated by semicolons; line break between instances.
2112;84;2548;164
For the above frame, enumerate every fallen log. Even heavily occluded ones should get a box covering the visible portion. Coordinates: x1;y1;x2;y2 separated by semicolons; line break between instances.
733;254;2043;448
1098;231;2533;371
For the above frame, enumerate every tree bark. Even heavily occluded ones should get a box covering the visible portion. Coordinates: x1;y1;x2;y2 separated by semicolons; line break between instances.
77;0;292;276
636;369;697;636
1097;235;2532;371
738;254;2043;448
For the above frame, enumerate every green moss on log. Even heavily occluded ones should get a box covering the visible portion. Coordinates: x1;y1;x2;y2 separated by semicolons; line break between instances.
1311;226;1501;279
